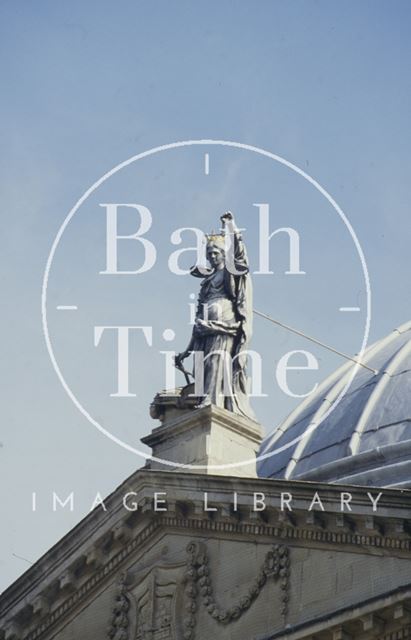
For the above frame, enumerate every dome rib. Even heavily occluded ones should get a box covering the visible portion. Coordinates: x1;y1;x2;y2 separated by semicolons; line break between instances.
348;338;411;455
259;356;353;458
258;320;411;488
284;328;396;479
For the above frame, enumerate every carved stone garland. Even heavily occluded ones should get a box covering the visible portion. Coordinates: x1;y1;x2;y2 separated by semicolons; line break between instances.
183;541;290;639
107;543;290;640
108;573;130;640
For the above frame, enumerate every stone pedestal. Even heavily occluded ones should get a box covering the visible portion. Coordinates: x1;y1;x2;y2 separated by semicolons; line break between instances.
142;389;263;477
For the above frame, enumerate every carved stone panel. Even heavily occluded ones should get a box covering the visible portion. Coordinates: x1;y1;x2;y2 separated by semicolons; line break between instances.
107;541;291;640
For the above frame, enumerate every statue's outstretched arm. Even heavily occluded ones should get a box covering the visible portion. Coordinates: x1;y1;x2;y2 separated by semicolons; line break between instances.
220;211;249;271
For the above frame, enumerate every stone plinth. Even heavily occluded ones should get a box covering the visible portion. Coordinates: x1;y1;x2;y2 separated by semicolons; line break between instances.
142;390;263;477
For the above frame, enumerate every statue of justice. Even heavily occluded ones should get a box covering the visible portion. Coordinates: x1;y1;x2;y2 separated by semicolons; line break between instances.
175;212;256;421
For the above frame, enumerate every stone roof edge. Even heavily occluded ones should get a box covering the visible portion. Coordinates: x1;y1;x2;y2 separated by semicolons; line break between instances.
1;469;410;617
0;465;147;611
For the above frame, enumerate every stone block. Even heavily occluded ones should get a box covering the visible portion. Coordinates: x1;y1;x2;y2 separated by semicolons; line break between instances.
142;403;263;477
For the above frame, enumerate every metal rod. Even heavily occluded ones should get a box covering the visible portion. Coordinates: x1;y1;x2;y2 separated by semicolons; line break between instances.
253;309;378;375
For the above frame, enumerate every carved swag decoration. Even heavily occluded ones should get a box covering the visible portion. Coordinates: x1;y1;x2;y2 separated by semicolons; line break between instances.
108;541;290;640
108;573;131;640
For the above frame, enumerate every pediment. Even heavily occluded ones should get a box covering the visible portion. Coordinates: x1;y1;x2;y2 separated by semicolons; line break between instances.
1;470;411;640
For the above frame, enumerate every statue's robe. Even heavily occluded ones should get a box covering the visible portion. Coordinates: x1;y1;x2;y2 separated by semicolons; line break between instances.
190;233;256;421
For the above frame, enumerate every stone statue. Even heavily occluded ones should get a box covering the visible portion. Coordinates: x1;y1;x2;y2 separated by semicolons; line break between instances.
175;212;256;421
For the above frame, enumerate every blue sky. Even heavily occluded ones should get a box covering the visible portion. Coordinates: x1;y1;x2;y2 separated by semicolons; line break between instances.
1;0;411;592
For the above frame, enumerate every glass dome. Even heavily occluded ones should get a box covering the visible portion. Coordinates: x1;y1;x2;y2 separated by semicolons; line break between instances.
258;321;411;488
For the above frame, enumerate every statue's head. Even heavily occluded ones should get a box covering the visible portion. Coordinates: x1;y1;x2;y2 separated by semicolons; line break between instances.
206;234;225;269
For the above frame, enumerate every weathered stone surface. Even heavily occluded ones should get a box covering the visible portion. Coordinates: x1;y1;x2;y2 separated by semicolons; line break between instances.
1;470;411;640
143;403;263;477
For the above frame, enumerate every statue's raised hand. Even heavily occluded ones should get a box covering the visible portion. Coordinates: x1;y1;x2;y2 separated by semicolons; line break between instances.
220;211;234;225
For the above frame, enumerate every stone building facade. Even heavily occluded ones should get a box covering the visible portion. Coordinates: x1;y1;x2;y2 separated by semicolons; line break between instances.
1;323;411;640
